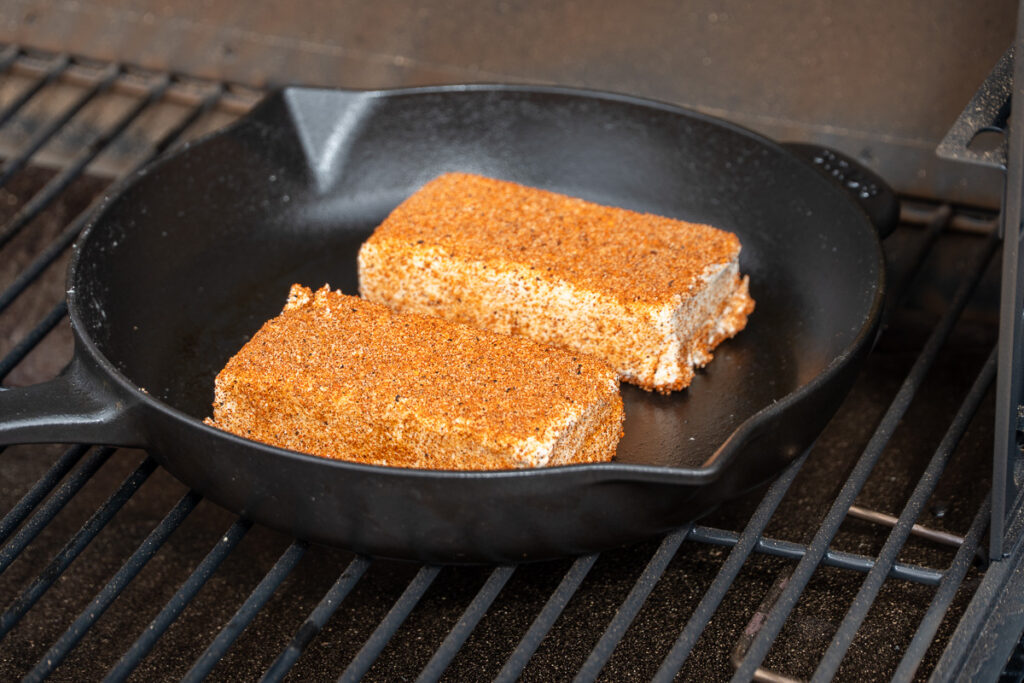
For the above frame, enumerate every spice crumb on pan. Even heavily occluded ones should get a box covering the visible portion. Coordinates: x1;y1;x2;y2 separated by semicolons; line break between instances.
358;172;754;393
205;285;624;470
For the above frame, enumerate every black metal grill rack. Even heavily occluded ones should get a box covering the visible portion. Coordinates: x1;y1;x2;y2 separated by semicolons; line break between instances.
0;45;1021;681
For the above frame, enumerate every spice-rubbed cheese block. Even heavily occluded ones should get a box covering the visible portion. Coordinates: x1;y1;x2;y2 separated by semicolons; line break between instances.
205;285;624;470
358;173;755;393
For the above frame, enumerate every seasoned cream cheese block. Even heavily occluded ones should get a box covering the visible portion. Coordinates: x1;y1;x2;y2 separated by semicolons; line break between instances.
358;173;754;393
205;285;624;470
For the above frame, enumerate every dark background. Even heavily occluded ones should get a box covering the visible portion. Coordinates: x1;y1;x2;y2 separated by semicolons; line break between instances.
0;0;1015;206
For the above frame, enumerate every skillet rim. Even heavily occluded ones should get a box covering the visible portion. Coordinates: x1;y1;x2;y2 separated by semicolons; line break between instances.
66;82;886;485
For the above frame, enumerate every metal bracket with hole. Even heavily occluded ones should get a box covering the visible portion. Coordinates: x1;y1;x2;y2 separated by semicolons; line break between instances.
936;40;1024;561
936;46;1012;169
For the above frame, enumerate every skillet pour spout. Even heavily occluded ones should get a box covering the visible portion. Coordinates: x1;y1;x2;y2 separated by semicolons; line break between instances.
0;85;890;562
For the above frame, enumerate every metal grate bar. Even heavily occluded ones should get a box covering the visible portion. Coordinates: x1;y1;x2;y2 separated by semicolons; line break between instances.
0;63;120;189
0;53;69;130
0;443;88;546
260;556;372;683
900;202;997;234
25;490;202;681
143;84;224;156
813;347;998;681
886;205;953;312
338;565;442;683
183;540;308;683
846;505;964;548
416;565;516;682
752;668;801;683
0;446;114;574
574;525;693;683
687;525;944;585
652;451;810;682
893;494;992;681
0;300;66;381
105;517;253;683
0;456;156;640
0;80;216;316
730;230;1001;681
0;73;169;254
0;45;19;74
495;554;598;683
730;573;803;683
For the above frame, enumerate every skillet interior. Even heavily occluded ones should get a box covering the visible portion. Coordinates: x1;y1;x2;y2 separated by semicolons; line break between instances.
73;86;881;472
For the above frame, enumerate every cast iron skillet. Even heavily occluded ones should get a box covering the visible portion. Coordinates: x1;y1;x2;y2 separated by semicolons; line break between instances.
0;86;896;563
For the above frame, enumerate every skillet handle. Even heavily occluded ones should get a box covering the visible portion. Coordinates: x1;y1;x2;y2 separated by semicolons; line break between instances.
781;142;900;239
0;356;144;447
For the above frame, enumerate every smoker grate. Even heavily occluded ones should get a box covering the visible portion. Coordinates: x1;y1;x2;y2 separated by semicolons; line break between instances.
0;46;1018;681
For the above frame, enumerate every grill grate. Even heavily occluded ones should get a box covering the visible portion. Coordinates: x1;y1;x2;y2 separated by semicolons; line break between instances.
0;46;1016;681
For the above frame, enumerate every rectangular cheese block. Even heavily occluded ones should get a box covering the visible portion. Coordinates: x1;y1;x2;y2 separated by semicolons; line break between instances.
206;285;624;470
358;173;754;393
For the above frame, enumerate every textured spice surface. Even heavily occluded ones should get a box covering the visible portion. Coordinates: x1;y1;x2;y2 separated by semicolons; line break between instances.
365;172;742;303
359;172;754;392
206;285;623;469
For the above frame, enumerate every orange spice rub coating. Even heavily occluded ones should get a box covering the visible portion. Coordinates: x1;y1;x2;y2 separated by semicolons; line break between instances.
205;285;624;470
359;173;754;393
365;173;741;303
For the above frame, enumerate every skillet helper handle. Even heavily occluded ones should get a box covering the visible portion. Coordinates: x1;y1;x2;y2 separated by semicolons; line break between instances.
0;356;143;447
781;142;900;239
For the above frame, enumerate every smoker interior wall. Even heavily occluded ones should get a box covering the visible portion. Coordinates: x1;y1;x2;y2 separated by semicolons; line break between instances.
0;0;1013;207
